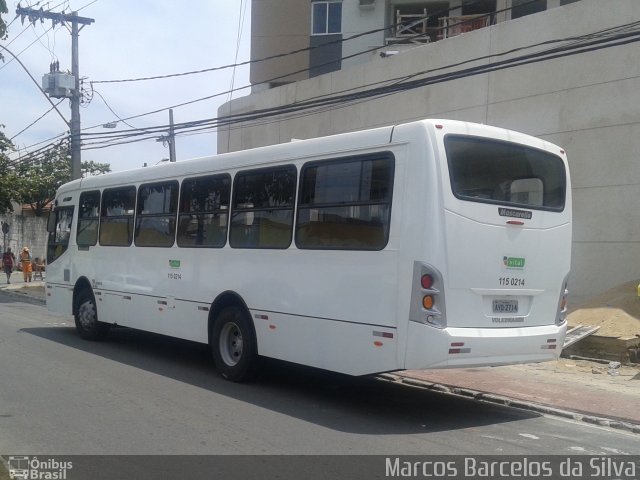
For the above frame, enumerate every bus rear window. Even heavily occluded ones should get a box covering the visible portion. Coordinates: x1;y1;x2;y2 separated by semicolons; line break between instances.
445;135;566;211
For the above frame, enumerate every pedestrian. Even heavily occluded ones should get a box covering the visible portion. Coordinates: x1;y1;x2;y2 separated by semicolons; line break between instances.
20;246;33;282
2;247;15;284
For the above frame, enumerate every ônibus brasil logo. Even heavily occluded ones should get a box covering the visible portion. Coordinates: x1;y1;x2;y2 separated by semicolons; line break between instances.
503;256;525;269
7;456;73;479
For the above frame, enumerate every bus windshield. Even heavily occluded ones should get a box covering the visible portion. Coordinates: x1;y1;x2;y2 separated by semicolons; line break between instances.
445;135;566;211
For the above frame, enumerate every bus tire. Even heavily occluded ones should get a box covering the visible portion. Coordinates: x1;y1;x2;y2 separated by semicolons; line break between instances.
74;289;110;341
211;305;257;382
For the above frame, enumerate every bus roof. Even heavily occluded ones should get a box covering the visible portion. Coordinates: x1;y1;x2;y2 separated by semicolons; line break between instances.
58;119;563;195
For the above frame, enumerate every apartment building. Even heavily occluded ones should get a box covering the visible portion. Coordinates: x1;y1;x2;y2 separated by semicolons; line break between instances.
251;0;581;90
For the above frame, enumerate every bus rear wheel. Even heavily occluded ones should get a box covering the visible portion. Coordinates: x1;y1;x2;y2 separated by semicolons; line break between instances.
211;305;257;382
74;289;110;341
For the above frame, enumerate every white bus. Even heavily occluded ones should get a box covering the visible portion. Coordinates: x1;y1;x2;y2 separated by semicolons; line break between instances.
46;119;571;381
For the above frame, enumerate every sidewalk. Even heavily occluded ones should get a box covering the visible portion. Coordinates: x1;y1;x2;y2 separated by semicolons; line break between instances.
0;271;46;303
1;276;638;431
388;360;640;432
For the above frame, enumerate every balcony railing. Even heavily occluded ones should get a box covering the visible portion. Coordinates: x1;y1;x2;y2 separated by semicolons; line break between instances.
388;11;492;46
394;9;431;43
438;14;491;39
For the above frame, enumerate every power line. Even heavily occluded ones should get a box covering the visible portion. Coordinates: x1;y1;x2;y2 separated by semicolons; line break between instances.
0;44;70;126
88;0;502;85
19;21;640;163
17;0;531;151
76;25;640;152
11;15;639;169
9;99;66;141
83;0;542;131
8;0;530;161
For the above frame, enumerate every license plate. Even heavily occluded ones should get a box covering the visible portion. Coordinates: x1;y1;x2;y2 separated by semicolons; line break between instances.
493;299;518;314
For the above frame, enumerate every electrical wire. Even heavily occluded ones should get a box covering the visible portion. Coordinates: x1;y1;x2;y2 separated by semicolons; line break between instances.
16;0;531;150
10;11;640;168
75;25;640;152
88;0;505;85
9;98;66;141
16;22;640;163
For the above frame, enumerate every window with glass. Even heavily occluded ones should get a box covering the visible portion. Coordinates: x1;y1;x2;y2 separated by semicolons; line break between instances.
296;154;394;250
312;1;342;35
99;186;136;246
230;166;296;249
135;181;178;247
47;206;74;264
445;135;566;211
76;191;100;247
511;0;546;19
178;174;231;248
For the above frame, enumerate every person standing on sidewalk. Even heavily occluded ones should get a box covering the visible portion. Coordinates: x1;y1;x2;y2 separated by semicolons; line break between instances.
19;246;32;282
2;247;15;284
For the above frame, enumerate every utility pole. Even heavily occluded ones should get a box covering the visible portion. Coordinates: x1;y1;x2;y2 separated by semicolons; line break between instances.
1;221;8;253
168;109;176;163
16;5;94;180
156;109;177;162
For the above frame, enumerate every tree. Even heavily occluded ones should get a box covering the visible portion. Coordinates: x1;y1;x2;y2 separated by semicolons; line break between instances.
0;0;7;50
0;127;18;213
16;142;111;216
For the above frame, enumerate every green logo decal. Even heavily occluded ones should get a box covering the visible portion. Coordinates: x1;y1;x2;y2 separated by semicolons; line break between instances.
169;259;181;269
503;256;525;269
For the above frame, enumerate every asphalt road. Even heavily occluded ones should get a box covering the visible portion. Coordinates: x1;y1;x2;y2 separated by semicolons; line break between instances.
1;293;639;457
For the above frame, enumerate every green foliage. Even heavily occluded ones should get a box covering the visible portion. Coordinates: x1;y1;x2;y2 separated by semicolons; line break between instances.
16;143;111;216
0;127;17;214
0;0;8;40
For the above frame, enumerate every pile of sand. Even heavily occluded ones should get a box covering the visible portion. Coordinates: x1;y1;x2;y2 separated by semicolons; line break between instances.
568;280;640;339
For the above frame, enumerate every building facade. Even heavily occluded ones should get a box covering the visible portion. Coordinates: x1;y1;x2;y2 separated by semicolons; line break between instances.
223;0;640;301
250;0;581;91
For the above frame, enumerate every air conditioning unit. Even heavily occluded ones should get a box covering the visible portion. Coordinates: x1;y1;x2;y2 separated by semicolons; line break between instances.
42;72;75;98
359;0;375;9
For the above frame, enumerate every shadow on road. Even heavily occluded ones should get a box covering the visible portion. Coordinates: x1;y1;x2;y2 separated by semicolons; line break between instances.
22;325;539;435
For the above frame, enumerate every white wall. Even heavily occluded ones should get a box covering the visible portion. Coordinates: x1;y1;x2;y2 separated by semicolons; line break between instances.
0;213;48;262
219;0;640;301
341;1;386;69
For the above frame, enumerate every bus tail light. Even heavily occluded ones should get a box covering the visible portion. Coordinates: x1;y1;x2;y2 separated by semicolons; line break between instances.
410;263;446;329
421;274;434;289
422;295;434;309
556;276;569;325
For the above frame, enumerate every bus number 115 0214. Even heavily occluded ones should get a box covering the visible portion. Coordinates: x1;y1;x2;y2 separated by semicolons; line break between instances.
498;277;525;287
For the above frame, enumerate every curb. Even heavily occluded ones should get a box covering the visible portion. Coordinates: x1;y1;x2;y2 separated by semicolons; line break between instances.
0;287;46;306
376;373;640;435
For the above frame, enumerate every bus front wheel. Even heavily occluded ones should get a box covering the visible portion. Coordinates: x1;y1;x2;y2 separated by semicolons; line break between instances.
211;305;257;382
74;289;110;341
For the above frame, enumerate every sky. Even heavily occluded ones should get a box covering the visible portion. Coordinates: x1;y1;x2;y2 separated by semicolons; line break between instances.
1;0;251;172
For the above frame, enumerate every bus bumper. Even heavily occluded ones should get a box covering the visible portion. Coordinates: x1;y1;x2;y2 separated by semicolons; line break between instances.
404;321;567;370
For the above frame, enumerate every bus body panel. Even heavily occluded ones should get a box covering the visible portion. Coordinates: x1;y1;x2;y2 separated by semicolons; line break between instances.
442;210;571;329
405;321;567;370
46;119;572;377
434;121;571;332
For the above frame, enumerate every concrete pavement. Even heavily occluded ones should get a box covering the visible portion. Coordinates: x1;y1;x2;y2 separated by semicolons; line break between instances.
1;274;638;432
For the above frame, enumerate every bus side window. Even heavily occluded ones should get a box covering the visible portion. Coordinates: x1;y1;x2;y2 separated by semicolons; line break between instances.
47;206;74;264
100;186;136;247
296;153;394;250
135;181;179;248
77;190;101;247
229;166;296;249
177;174;231;248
